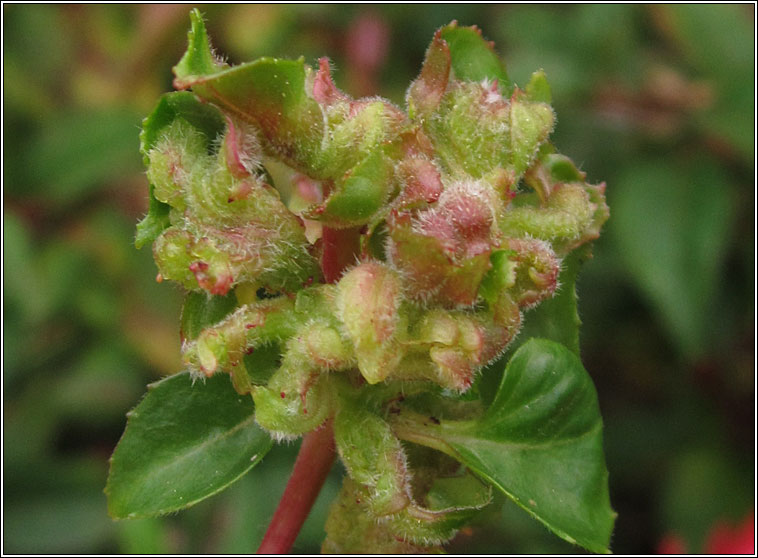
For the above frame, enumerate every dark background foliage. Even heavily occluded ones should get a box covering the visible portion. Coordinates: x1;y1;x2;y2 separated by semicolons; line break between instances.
3;4;754;554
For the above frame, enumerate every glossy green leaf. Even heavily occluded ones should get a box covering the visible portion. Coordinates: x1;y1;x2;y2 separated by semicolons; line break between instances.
393;339;615;553
439;23;509;89
106;372;272;519
172;12;322;170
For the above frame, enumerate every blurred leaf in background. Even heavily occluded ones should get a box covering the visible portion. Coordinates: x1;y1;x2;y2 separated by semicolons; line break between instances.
3;4;187;553
3;4;754;554
496;5;754;554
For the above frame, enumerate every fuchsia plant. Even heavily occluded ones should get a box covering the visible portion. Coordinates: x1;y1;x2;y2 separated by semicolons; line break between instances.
106;11;615;554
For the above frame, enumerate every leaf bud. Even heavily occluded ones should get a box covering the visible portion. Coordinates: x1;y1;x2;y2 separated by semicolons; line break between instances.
387;179;498;306
508;89;555;178
253;319;351;439
413;310;489;391
253;371;334;440
336;262;406;384
502;182;609;255
407;30;451;118
506;237;561;308
334;403;412;516
393;157;444;210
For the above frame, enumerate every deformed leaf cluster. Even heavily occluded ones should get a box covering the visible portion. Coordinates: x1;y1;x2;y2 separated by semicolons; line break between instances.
108;10;615;554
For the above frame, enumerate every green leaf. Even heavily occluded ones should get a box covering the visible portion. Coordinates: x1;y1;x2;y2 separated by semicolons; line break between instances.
172;13;323;170
173;9;225;79
543;153;584;183
26;108;142;203
612;157;734;359
180;290;238;341
135;184;171;249
106;372;272;519
525;69;551;103
439;23;509;90
392;339;615;553
139;91;226;159
317;148;394;227
183;59;323;169
426;471;492;513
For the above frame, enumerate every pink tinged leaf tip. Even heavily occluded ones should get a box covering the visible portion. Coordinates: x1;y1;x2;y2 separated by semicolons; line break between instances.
408;32;451;116
313;58;348;106
395;158;444;209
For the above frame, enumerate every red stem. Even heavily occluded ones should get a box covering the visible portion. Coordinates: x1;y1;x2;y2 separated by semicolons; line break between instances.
257;420;336;554
320;226;363;284
257;226;361;554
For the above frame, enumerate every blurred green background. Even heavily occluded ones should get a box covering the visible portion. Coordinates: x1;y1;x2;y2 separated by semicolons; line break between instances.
3;4;754;554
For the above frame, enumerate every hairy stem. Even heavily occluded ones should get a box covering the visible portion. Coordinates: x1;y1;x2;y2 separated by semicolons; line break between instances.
257;419;336;554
